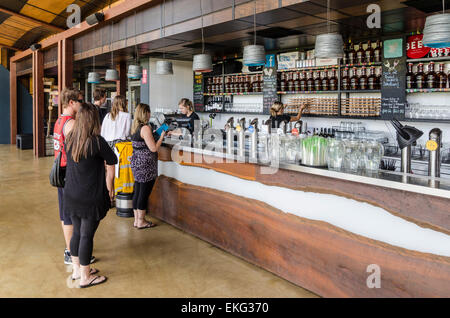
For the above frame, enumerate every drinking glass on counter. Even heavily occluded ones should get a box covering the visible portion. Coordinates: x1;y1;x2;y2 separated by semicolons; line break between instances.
344;140;361;173
326;139;345;171
360;141;384;173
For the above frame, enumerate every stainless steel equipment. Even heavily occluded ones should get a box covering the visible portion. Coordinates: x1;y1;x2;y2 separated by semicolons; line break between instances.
390;119;423;174
428;128;442;183
225;117;235;155
249;118;259;162
237;118;246;158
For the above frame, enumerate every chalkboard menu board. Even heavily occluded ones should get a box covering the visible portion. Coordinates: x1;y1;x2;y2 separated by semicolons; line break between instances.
381;54;406;119
263;67;279;114
193;73;204;112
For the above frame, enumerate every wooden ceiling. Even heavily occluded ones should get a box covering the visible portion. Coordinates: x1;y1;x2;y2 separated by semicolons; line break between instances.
0;0;123;50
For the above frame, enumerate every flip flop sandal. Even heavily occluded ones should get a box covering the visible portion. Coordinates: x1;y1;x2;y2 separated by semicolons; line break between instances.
72;268;99;281
79;276;108;289
137;222;157;230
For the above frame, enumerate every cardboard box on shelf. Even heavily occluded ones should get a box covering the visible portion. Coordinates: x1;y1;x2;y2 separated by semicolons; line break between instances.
277;51;300;69
316;58;339;66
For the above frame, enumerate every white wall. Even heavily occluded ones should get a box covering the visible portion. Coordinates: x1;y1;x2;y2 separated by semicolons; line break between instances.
149;58;193;112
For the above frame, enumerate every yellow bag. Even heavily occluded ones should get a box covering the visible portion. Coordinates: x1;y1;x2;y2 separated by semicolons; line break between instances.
114;142;134;195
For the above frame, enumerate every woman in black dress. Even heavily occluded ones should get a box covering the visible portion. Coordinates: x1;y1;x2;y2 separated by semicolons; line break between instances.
64;103;117;288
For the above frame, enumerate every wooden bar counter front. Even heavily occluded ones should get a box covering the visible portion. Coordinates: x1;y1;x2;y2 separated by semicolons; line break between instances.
148;145;450;297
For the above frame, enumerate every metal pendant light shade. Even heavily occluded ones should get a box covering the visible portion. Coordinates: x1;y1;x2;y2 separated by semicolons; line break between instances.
156;60;174;75
314;33;344;58
423;13;450;48
127;64;143;79
105;69;119;81
87;72;101;84
193;54;212;73
243;44;266;66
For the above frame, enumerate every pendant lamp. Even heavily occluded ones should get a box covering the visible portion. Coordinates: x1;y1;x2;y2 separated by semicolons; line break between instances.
314;33;344;58
128;11;143;79
156;0;174;75
243;0;265;66
314;0;344;59
423;1;450;48
193;0;212;73
88;71;101;84
156;60;174;75
88;30;101;84
105;21;120;81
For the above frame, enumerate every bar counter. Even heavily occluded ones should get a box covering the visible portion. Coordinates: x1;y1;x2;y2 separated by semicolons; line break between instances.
148;142;450;297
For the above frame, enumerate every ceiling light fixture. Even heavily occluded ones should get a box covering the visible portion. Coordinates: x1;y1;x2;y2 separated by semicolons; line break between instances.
243;0;265;66
156;0;173;75
192;0;212;73
314;0;344;59
423;0;450;48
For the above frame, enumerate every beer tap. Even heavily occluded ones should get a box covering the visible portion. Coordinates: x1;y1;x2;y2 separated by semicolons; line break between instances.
427;128;442;188
225;117;235;155
236;118;246;158
248;118;259;162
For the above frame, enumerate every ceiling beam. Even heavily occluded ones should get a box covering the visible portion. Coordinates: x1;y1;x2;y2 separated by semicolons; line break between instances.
0;5;65;33
0;43;19;51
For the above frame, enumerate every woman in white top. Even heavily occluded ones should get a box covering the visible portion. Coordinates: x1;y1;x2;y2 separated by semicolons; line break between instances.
101;95;132;150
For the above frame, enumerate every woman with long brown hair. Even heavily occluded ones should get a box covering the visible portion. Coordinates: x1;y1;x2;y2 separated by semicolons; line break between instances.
64;103;117;288
101;95;131;150
130;103;165;229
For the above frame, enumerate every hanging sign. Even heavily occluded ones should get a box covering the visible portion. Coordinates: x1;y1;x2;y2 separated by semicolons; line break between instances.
406;34;431;59
142;69;148;84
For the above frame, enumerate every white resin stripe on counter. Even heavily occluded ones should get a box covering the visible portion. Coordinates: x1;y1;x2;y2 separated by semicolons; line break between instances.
158;161;450;257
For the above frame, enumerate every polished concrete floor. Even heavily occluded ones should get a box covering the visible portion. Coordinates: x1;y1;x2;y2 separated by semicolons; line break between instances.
0;145;317;298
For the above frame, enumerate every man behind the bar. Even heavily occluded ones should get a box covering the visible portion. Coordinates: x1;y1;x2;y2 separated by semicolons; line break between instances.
93;88;109;125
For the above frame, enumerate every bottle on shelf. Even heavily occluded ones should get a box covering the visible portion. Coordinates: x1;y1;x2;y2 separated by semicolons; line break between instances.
437;63;448;89
300;71;307;91
359;66;368;90
348;40;356;65
350;67;359;90
356;42;365;64
406;63;415;89
365;40;374;63
367;66;379;90
294;71;300;92
280;72;286;92
341;67;350;90
374;40;382;63
287;71;295;92
307;70;315;91
415;63;426;89
426;62;436;89
314;71;322;91
321;70;330;91
329;69;338;91
343;42;348;65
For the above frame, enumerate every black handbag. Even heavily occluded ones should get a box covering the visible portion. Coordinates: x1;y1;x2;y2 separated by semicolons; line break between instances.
49;151;66;188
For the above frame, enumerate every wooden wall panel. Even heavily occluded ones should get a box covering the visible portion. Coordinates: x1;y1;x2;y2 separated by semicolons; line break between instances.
149;175;450;297
9;61;17;144
32;51;44;158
